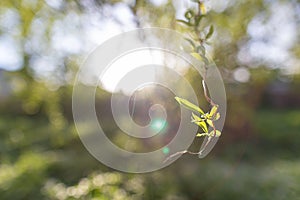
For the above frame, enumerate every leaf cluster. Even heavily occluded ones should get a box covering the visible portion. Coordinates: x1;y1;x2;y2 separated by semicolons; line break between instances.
176;0;214;62
175;97;221;138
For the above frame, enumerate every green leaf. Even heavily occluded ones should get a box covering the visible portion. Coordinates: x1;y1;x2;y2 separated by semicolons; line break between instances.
196;45;206;56
191;112;202;122
191;52;203;61
208;105;218;118
184;10;195;19
209;130;221;137
201;54;210;65
206;25;214;40
176;19;192;26
185;38;196;49
195;15;204;26
191;113;208;133
197;130;221;137
192;53;210;65
196;133;209;137
175;97;205;114
207;119;214;127
199;2;206;15
213;112;220;121
194;121;208;133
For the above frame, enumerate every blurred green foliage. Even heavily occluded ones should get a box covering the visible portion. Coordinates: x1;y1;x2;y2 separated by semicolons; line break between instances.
0;0;300;199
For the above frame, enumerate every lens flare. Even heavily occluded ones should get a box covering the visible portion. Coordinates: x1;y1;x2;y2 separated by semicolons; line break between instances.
150;118;167;133
162;147;170;155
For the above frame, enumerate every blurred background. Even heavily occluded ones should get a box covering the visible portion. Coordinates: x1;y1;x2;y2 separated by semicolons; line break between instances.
0;0;300;199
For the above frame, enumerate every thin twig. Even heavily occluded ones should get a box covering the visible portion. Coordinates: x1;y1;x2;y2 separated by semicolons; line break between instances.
164;1;220;163
163;150;201;163
202;79;217;107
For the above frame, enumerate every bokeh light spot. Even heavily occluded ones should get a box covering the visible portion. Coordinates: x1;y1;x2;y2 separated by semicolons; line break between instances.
150;118;168;133
162;147;170;155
